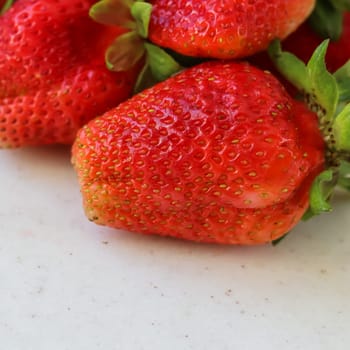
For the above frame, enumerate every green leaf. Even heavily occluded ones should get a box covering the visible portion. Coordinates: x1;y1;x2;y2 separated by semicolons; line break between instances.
0;0;14;15
309;169;336;215
333;103;350;151
308;0;343;41
130;1;152;38
337;78;350;104
334;59;350;79
105;31;145;71
144;43;182;82
329;0;350;11
338;160;350;190
89;0;135;30
268;40;339;123
133;43;183;93
306;40;339;124
334;60;350;104
267;40;311;92
302;207;315;221
133;60;157;93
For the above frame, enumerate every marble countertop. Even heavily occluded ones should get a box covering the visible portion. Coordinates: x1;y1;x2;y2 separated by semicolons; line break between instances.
1;146;349;350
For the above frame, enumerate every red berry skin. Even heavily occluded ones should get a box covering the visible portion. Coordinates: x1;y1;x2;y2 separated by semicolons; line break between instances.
148;0;315;59
0;0;139;148
72;61;325;245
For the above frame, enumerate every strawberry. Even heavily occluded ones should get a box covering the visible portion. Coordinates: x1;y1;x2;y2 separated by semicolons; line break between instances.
89;0;316;88
72;42;350;245
0;0;140;148
147;0;316;59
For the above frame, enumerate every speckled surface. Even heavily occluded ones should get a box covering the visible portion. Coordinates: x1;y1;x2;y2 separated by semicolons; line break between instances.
1;146;350;350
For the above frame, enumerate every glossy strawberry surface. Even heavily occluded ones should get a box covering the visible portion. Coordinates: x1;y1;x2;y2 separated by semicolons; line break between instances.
0;0;138;148
148;0;315;59
72;61;325;245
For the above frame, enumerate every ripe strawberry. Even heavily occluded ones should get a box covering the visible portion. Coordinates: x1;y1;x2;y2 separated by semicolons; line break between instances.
147;0;316;59
0;0;139;148
72;42;350;245
89;0;316;87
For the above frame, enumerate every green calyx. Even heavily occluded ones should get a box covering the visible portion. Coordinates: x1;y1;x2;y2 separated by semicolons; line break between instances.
269;39;350;219
309;0;350;40
0;0;14;15
90;0;182;92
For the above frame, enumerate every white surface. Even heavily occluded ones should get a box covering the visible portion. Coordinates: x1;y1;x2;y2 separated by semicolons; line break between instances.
0;146;350;350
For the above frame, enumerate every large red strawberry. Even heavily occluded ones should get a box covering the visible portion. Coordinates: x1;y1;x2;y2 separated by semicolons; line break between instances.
0;0;140;148
72;42;350;245
89;0;316;86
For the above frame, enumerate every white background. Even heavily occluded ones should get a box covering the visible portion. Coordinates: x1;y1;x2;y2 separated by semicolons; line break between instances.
1;146;349;350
